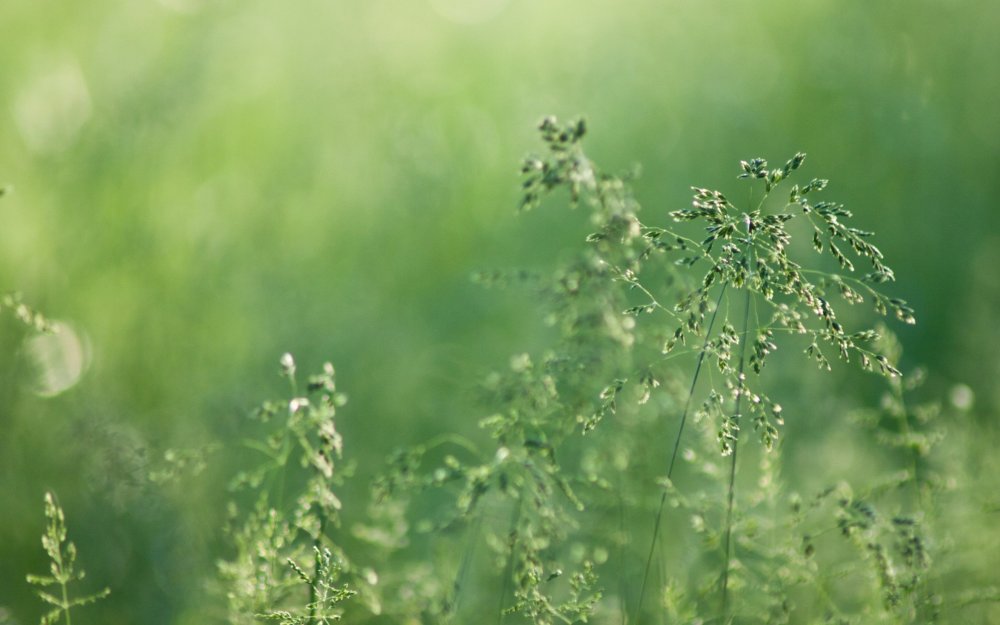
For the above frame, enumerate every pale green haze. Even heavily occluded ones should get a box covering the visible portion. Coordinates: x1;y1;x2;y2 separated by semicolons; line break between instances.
1;1;998;623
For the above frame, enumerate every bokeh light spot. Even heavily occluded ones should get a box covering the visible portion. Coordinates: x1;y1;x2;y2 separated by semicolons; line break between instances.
429;0;510;24
13;61;92;155
25;321;91;397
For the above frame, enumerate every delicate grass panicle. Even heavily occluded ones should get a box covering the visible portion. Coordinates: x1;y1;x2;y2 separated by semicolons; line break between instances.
15;119;998;624
371;115;931;625
519;117;918;622
2;292;52;333
26;493;109;625
3;188;51;333
217;354;363;624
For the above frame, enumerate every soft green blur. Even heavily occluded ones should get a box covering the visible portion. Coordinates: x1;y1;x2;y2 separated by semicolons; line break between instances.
2;0;998;622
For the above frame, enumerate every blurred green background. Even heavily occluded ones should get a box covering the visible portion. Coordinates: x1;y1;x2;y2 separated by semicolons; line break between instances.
2;0;999;623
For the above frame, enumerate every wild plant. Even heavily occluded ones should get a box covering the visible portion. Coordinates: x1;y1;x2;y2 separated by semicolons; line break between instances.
372;352;608;623
709;328;960;624
525;116;920;620
372;118;644;623
374;116;921;624
1;187;51;350
217;354;368;624
822;328;998;620
26;492;110;625
15;118;987;624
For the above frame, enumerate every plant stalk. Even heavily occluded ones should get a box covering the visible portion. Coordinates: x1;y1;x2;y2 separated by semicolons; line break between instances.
497;500;523;625
721;256;753;618
635;282;728;623
308;512;327;623
448;512;483;619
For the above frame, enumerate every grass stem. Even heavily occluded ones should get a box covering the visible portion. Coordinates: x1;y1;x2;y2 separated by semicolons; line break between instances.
720;259;753;618
635;282;728;623
448;512;483;619
497;501;523;625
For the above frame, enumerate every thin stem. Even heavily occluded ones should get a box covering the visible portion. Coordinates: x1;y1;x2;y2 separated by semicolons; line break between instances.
635;282;728;623
615;267;685;324
447;512;483;619
52;498;72;625
890;378;934;619
892;381;926;506
618;487;629;625
62;578;71;625
308;512;327;623
420;433;483;460
274;370;298;511
668;284;730;478
497;501;523;625
640;226;720;260
721;264;753;618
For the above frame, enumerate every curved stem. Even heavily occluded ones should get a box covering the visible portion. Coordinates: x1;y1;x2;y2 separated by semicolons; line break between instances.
635;281;728;623
446;512;483;620
420;433;483;461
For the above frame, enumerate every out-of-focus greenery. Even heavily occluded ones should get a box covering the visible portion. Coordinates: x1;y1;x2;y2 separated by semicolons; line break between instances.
1;1;998;623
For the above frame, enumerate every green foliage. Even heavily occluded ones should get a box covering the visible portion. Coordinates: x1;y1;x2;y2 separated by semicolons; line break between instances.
217;354;367;624
3;1;1000;622
256;547;357;625
518;116;920;621
26;493;109;625
372;116;657;623
9;118;1000;625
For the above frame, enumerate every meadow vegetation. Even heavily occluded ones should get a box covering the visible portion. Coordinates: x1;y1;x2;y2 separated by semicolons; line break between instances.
7;119;999;624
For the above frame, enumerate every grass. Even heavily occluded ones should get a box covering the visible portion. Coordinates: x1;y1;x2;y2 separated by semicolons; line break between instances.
25;493;109;625
10;118;1000;624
